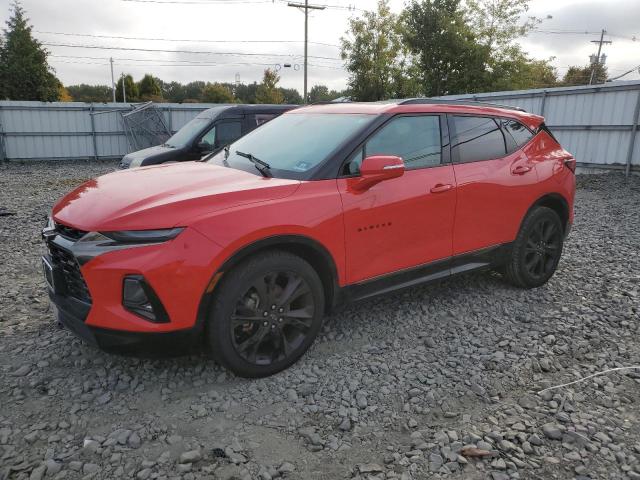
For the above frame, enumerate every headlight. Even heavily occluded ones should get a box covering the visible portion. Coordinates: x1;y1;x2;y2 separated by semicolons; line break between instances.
100;228;184;244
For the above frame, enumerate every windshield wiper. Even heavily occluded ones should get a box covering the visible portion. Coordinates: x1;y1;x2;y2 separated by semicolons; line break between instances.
236;150;271;177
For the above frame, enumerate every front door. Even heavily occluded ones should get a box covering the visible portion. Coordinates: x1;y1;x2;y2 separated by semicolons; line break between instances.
337;114;457;284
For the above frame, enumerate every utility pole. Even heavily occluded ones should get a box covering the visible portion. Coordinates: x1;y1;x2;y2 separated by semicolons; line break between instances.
287;0;326;103
109;57;116;103
589;29;612;85
121;73;127;103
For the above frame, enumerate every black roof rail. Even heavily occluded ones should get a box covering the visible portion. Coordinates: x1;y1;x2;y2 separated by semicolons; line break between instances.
398;98;526;112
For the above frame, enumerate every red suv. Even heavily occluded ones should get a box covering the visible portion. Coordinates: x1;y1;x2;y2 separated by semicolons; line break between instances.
43;100;576;377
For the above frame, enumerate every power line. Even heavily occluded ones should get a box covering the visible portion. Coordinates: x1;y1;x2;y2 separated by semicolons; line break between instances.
120;0;362;10
42;42;342;61
121;0;272;4
49;55;344;70
35;30;340;48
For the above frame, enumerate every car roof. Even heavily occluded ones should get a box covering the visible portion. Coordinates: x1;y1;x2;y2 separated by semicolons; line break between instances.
196;104;297;120
289;100;544;130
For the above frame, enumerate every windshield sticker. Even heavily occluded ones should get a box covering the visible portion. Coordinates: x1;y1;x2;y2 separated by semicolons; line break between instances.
292;161;310;172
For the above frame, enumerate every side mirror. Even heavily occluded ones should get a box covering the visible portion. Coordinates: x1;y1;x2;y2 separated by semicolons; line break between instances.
197;142;214;152
351;155;405;191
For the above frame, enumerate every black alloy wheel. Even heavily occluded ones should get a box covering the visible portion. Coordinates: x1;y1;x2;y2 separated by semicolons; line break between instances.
522;217;562;280
504;206;564;288
207;250;325;378
230;270;315;366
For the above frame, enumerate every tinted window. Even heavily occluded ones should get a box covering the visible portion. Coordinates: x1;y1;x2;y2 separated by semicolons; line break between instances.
344;148;364;175
343;115;441;175
200;126;216;146
166;118;209;148
502;119;534;153
216;121;242;147
366;115;441;170
254;113;277;126
451;116;507;163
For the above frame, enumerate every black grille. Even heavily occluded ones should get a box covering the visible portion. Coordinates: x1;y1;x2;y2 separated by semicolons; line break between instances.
55;222;87;241
48;243;92;302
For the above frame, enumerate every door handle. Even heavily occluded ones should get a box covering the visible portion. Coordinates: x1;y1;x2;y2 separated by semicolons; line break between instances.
430;183;453;193
512;165;532;175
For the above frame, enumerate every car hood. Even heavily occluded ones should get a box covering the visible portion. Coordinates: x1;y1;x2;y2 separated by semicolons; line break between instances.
53;162;300;231
121;144;183;168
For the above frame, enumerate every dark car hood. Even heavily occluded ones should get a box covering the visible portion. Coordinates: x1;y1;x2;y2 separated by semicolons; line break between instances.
53;162;301;231
120;144;184;168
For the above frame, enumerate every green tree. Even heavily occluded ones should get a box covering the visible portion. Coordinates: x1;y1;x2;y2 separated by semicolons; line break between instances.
138;74;162;101
115;74;138;102
308;85;331;103
255;69;284;104
279;87;303;104
562;63;608;86
402;0;487;97
341;0;420;101
465;0;557;91
66;84;112;102
201;82;235;103
0;2;60;101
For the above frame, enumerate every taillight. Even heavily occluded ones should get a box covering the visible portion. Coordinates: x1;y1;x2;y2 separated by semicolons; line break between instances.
564;157;576;173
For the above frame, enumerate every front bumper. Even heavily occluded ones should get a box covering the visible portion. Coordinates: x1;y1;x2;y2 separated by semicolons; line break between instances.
42;224;222;350
49;287;201;354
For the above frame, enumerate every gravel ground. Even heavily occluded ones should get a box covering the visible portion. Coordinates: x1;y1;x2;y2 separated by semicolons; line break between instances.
1;160;639;480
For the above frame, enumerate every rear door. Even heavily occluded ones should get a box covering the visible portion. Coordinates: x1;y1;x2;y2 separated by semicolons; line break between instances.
337;114;456;284
449;115;538;255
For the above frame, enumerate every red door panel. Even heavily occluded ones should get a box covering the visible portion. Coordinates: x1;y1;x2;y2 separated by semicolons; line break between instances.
338;165;456;284
452;151;538;255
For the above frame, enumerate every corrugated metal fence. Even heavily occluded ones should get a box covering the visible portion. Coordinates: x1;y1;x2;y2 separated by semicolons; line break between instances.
437;80;640;175
1;80;639;174
0;101;218;163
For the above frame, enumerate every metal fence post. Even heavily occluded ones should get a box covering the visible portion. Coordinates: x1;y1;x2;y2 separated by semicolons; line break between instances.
540;90;547;117
167;106;173;134
89;104;98;161
626;90;640;178
0;105;6;163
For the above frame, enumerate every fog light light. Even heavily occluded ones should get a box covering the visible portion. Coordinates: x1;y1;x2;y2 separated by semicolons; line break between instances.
122;276;169;323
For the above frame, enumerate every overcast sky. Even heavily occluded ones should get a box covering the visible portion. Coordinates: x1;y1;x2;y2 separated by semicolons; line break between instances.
1;0;639;92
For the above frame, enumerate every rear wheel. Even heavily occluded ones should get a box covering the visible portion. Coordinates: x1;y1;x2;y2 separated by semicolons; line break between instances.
504;206;564;288
207;251;324;378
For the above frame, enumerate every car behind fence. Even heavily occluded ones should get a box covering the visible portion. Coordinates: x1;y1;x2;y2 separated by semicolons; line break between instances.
1;80;639;175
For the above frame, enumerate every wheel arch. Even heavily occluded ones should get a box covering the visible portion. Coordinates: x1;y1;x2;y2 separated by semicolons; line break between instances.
525;193;570;233
196;235;341;332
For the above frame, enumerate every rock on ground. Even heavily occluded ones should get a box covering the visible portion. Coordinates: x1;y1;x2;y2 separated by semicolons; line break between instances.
1;161;639;479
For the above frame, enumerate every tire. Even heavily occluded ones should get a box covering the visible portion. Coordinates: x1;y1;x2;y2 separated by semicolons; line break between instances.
206;250;325;378
503;206;564;289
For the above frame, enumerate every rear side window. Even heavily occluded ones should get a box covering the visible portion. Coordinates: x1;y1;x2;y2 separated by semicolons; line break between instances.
538;122;559;143
450;116;506;163
254;113;277;126
501;119;534;153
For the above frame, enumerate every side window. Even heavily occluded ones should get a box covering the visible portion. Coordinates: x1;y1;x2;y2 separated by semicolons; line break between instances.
215;121;242;148
502;119;534;153
255;114;277;126
343;148;364;175
200;126;216;146
451;116;507;163
343;115;441;175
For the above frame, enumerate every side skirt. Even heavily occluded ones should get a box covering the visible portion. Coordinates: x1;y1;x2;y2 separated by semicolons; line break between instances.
337;243;513;305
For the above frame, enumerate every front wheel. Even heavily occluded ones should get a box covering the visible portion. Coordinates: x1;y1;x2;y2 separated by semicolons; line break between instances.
206;251;325;378
503;206;564;288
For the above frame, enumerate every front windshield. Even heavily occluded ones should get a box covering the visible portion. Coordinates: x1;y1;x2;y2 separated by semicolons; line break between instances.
208;113;373;178
166;117;209;148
